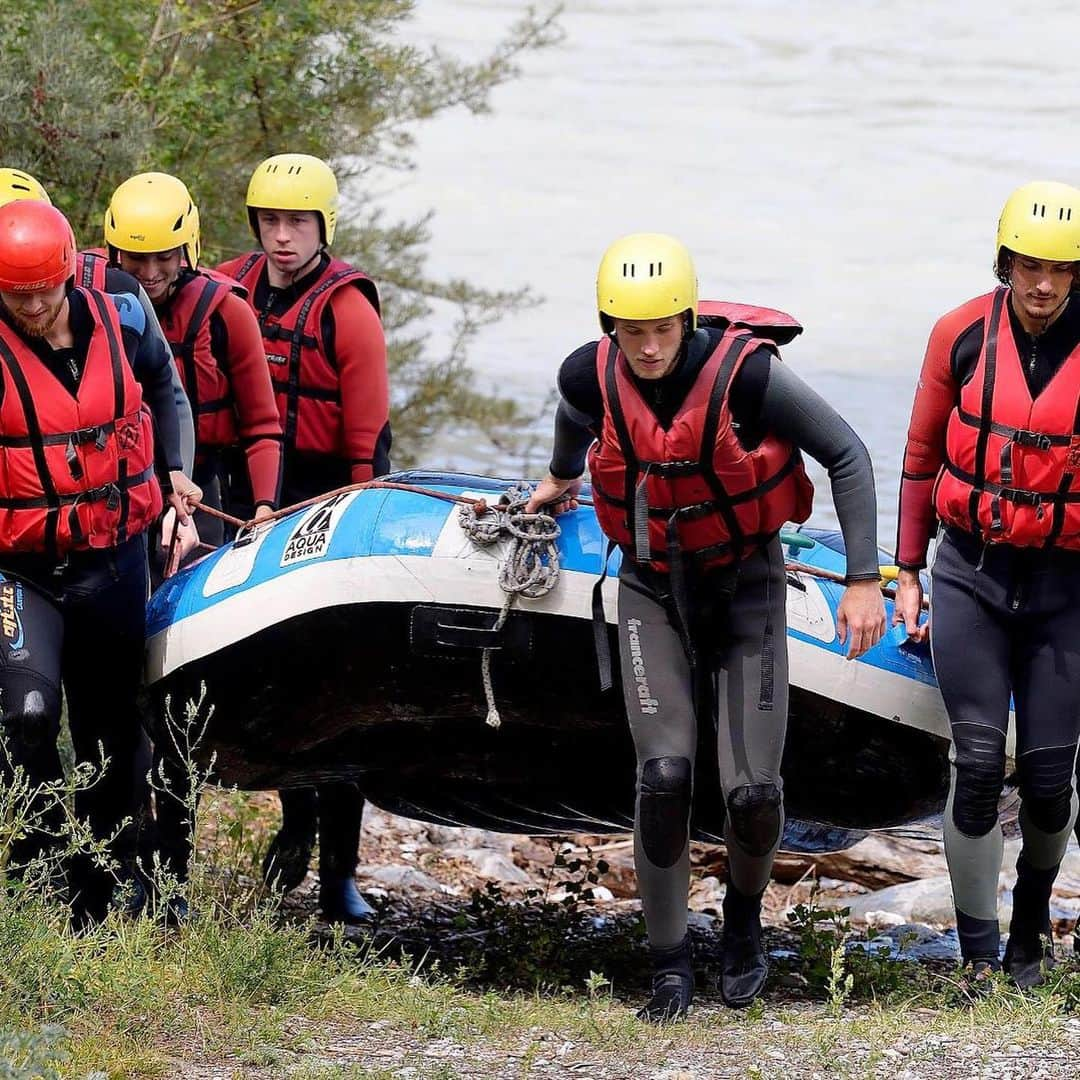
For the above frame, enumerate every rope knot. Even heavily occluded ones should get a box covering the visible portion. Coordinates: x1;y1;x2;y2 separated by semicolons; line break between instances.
459;483;563;728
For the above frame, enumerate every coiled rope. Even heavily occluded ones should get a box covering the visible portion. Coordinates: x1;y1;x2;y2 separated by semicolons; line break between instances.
185;479;562;730
456;483;561;728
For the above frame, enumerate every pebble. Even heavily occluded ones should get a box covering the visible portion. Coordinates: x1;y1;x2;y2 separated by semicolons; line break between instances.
776;972;810;989
450;849;531;884
864;909;905;929
361;864;457;893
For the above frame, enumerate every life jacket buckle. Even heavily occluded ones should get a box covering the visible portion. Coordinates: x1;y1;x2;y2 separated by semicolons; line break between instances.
1000;441;1013;485
94;426;108;451
65;436;83;481
1014;429;1052;451
106;485;121;512
650;458;701;479
1002;487;1041;508
263;323;300;344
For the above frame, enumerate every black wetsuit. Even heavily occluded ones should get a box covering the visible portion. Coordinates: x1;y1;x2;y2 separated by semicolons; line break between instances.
247;259;393;914
898;294;1080;968
551;327;878;949
267;402;392;902
0;290;181;922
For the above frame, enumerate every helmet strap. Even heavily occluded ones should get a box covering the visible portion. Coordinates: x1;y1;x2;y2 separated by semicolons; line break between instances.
1007;281;1072;337
285;246;323;286
1030;293;1071;335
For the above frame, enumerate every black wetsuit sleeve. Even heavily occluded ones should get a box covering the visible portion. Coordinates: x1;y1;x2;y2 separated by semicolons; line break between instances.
106;268;195;475
548;342;603;479
124;319;183;480
727;347;771;444
758;358;880;580
550;401;597;479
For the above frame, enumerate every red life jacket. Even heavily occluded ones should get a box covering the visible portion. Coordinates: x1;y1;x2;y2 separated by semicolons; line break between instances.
0;288;162;555
159;269;248;449
75;250;107;290
218;252;380;456
935;287;1080;548
588;303;814;571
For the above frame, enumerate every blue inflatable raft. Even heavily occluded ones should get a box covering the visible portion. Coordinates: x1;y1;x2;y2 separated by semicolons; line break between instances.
145;471;950;853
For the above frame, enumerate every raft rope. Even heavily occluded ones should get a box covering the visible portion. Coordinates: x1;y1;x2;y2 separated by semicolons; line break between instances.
191;482;915;611
456;483;561;729
785;560;930;611
191;478;486;536
188;479;563;729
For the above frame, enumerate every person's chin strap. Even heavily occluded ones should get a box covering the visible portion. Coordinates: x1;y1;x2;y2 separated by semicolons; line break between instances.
285;246;324;287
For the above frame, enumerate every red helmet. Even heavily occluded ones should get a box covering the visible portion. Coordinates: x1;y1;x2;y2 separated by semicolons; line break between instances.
0;200;76;292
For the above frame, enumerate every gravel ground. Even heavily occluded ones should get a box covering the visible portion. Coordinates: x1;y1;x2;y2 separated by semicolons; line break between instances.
162;802;1080;1079
165;1007;1080;1079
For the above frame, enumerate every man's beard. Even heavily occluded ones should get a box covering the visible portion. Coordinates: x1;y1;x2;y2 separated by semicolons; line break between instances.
11;303;62;339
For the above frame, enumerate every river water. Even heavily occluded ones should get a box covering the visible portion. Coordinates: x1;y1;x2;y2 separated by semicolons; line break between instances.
372;0;1079;546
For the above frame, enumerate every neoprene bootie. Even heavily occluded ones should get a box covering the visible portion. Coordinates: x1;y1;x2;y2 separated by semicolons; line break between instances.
636;936;693;1023
1003;933;1054;989
68;883;111;934
1004;853;1057;989
958;957;1001;999
955;909;1002;969
67;857;114;931
162;895;191;927
318;876;375;924
720;883;768;1008
262;823;316;893
112;866;149;918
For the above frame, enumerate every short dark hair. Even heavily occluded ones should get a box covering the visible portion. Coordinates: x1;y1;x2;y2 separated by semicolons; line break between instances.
994;248;1012;286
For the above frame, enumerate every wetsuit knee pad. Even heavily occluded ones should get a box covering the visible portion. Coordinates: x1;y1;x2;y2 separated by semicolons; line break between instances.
1022;788;1073;835
726;783;782;858
638;756;692;869
1;687;61;753
1017;747;1077;834
951;727;1007;837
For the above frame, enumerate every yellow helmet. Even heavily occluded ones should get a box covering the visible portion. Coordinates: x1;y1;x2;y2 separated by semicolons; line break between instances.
995;181;1080;271
104;172;200;268
246;153;338;246
0;167;51;207
596;232;698;332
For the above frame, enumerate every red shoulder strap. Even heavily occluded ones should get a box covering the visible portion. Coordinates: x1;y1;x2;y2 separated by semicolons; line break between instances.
697;300;802;346
200;265;248;300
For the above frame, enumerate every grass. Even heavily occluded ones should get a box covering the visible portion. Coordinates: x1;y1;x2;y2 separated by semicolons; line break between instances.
2;857;1077;1078
1;708;1079;1077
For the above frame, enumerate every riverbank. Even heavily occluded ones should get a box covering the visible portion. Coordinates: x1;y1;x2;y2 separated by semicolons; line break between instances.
3;793;1079;1078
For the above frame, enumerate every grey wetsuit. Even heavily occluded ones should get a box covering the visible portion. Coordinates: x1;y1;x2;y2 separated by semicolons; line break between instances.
551;328;879;947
